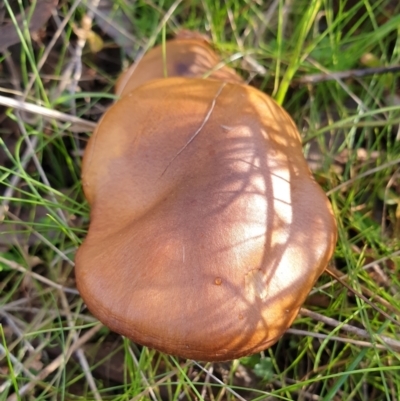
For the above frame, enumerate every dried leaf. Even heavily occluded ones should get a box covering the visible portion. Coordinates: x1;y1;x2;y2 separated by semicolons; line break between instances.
0;0;59;49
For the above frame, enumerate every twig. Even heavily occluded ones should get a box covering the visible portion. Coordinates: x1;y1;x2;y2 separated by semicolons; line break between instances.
299;308;400;351
298;65;400;84
306;58;370;113
0;256;78;294
287;328;393;350
0;94;96;131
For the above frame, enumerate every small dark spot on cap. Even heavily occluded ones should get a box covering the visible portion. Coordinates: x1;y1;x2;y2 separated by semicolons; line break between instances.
175;62;190;75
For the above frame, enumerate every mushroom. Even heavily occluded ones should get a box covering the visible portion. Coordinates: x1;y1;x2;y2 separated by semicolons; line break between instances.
75;37;337;362
115;30;243;96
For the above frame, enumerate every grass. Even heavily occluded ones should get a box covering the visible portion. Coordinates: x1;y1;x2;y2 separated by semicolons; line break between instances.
0;0;399;400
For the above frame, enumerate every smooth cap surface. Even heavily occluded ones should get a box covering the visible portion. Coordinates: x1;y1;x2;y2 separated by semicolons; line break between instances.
115;36;243;96
76;77;337;361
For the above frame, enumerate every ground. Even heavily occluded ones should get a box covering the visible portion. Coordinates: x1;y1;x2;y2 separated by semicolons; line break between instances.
0;0;399;400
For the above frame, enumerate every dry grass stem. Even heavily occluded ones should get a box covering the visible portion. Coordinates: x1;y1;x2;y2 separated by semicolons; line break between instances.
300;308;400;351
298;65;400;84
191;361;248;401
4;210;75;267
6;324;102;401
0;256;78;294
327;158;400;196
0;94;96;131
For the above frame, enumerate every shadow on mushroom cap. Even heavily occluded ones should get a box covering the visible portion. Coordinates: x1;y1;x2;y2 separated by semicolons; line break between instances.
75;78;337;362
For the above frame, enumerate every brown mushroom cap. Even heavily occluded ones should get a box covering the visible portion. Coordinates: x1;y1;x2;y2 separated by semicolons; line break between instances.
115;35;243;96
75;77;337;361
